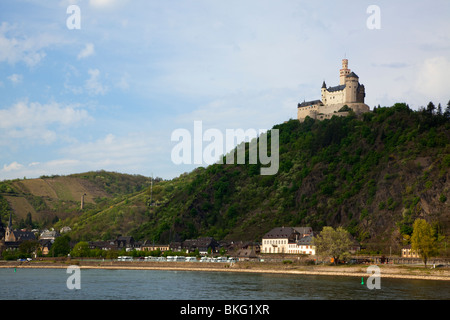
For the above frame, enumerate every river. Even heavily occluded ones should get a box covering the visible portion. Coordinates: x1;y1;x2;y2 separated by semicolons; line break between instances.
0;267;448;300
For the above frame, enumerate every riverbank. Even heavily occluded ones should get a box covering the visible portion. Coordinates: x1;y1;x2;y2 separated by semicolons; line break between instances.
1;260;449;281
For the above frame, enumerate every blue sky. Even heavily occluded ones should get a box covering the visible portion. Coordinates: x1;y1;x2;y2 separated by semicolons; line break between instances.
1;0;449;180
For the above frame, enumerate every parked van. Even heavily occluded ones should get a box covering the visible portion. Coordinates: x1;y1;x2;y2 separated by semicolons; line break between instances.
186;257;197;262
216;257;228;262
118;256;133;261
144;256;158;261
173;256;186;262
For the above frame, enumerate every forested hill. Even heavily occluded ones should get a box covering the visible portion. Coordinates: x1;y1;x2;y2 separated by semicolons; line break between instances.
4;103;449;254
129;103;449;253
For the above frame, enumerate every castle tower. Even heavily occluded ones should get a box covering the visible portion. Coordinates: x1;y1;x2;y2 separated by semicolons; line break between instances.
339;59;350;85
344;72;359;103
321;81;327;104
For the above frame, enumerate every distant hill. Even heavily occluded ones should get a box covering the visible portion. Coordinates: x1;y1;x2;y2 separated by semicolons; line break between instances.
3;103;449;255
0;171;153;229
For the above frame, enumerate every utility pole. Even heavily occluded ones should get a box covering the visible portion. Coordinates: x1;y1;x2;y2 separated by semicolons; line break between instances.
150;173;153;206
81;193;86;210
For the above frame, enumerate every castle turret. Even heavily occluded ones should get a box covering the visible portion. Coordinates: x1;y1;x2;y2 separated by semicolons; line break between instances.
321;81;327;104
339;59;350;85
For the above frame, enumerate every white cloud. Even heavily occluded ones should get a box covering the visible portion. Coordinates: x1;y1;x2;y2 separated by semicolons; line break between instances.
7;73;23;84
0;100;91;145
0;130;165;180
415;56;450;103
116;73;130;91
174;88;297;131
85;69;108;95
89;0;128;9
0;22;61;67
77;43;95;60
0;159;81;180
2;162;24;172
62;133;155;165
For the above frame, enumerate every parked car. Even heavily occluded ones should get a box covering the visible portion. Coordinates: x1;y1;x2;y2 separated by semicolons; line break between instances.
186;257;197;262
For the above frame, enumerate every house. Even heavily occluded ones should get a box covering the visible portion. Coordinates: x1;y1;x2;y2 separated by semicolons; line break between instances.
182;237;219;255
401;244;420;258
88;241;118;251
291;234;316;255
40;229;60;241
261;226;316;255
114;236;138;251
2;212;36;251
39;239;53;255
141;241;170;253
60;226;72;234
236;248;258;260
169;241;183;252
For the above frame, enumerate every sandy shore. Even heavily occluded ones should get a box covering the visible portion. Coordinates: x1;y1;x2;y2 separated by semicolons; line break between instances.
1;260;449;281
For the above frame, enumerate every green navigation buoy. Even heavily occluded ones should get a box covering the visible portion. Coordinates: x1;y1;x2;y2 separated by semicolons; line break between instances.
14;268;16;272
361;277;364;285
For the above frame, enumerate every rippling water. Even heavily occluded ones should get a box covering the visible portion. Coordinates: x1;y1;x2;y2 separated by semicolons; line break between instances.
0;268;449;300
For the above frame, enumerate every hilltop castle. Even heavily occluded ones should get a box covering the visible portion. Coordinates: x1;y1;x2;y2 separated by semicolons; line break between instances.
297;59;370;122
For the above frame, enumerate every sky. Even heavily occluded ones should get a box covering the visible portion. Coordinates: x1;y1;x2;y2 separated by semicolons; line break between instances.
0;0;449;181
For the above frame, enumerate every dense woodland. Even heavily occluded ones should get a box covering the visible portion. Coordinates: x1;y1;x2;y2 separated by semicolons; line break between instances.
1;102;449;255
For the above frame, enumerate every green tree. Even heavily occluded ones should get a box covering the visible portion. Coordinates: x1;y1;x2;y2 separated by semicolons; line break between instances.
313;226;353;265
411;219;438;267
50;235;71;257
70;241;91;258
426;101;435;115
19;240;40;257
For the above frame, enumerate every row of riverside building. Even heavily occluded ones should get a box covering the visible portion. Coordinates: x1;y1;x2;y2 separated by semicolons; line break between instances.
0;218;323;258
2;213;421;259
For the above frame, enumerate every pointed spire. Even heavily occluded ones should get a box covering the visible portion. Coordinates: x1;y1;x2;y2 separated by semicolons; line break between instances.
322;80;327;89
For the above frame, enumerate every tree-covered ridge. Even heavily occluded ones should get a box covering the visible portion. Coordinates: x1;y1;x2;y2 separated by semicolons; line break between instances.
129;103;450;251
19;102;450;255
